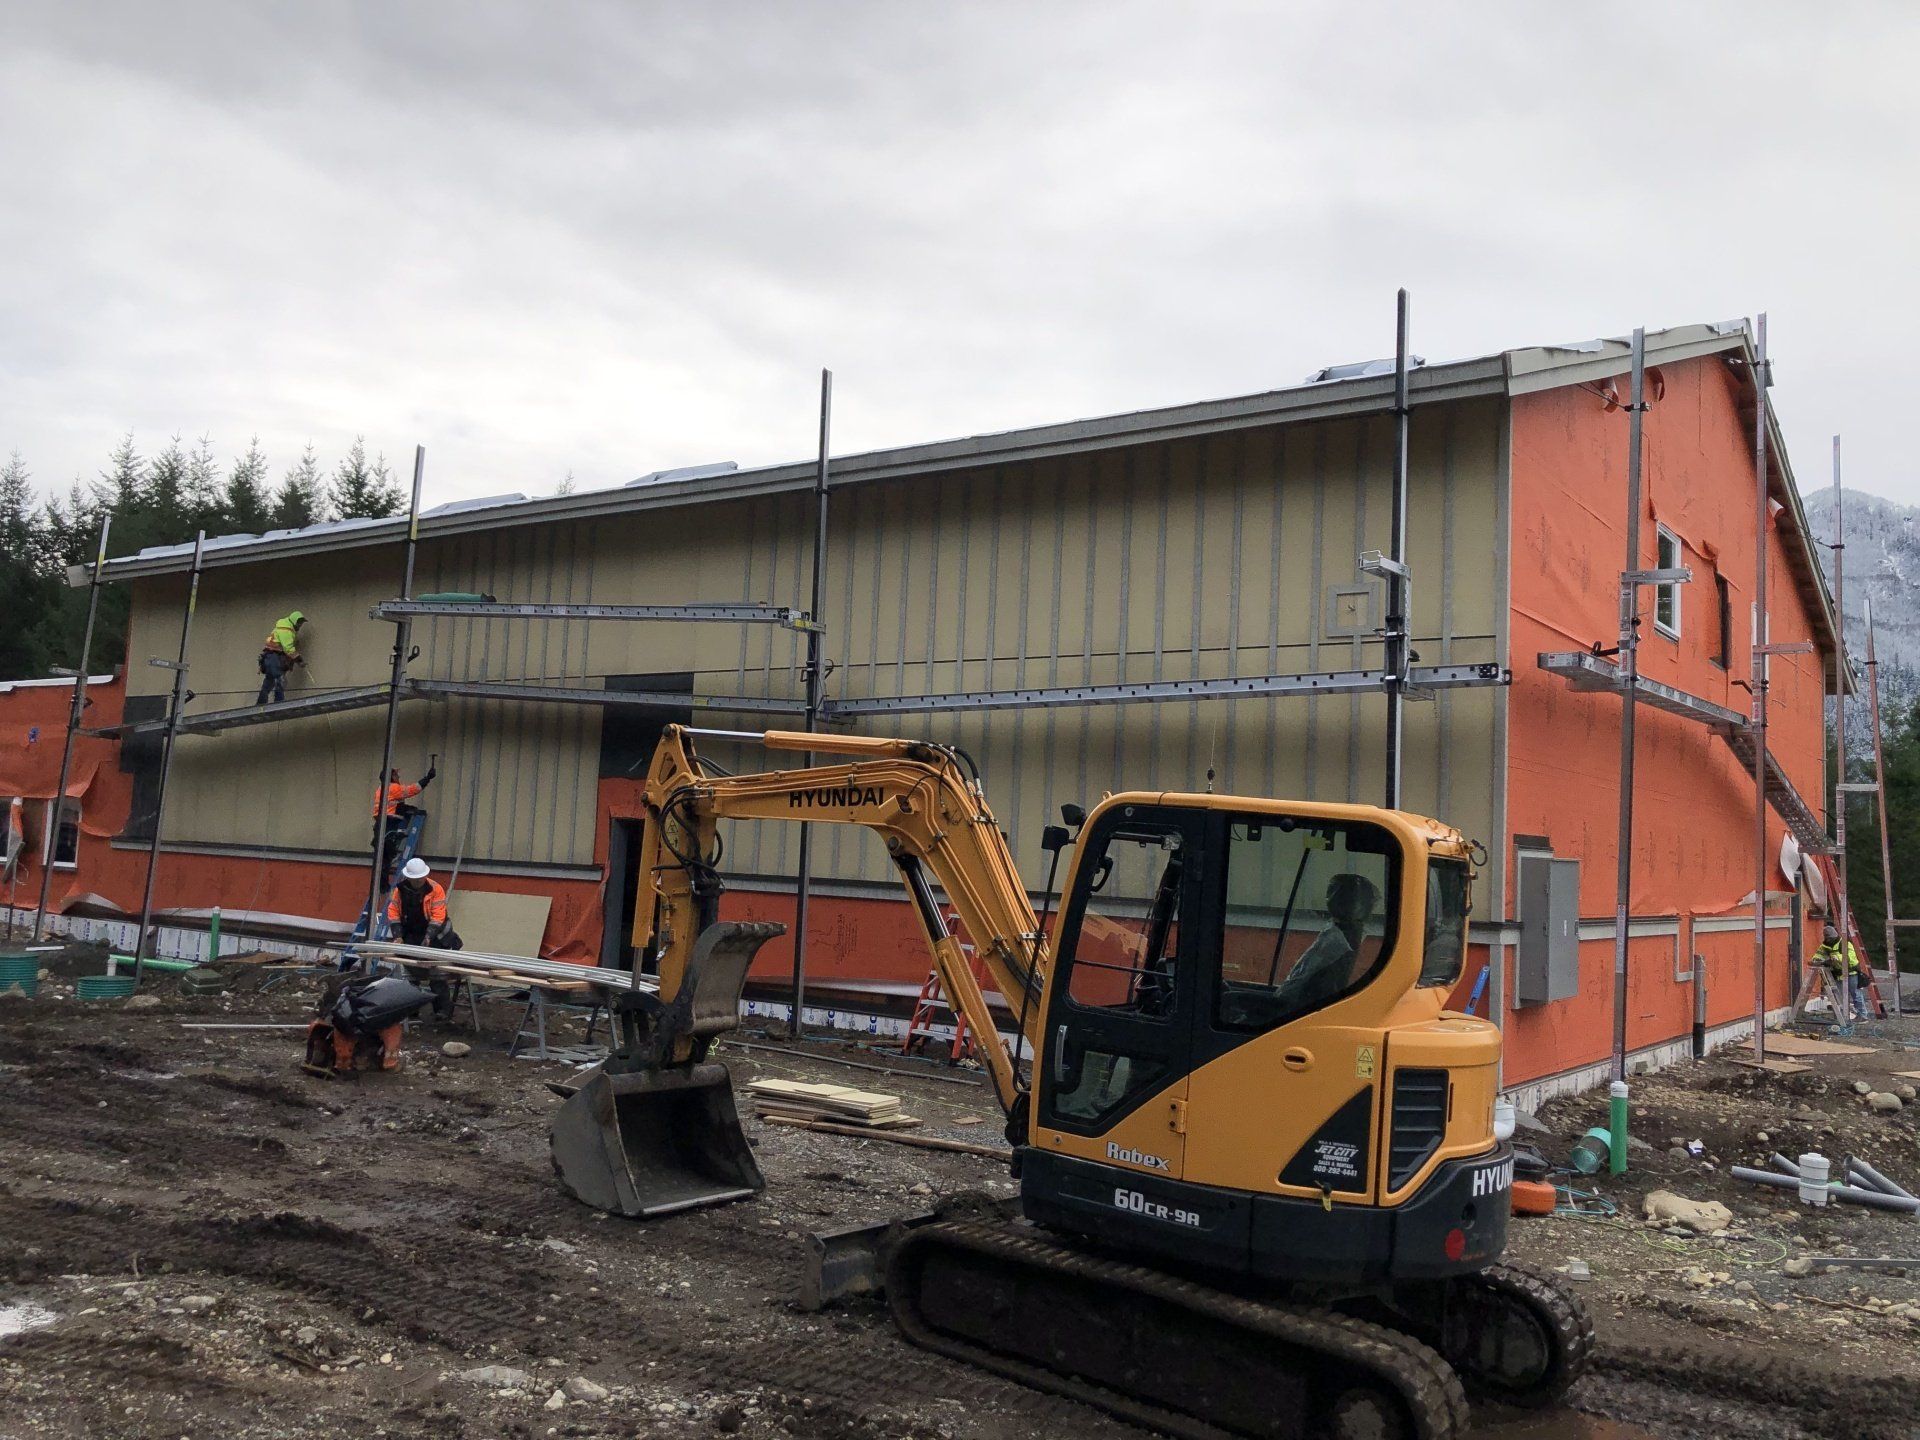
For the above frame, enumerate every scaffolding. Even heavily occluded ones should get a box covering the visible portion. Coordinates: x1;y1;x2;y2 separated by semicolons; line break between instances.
57;291;1519;1037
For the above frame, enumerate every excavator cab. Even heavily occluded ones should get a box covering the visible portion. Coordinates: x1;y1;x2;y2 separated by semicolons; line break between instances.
1019;795;1501;1283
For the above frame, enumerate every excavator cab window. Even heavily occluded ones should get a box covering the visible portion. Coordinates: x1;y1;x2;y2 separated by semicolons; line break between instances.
1419;857;1470;988
1214;817;1400;1033
1044;810;1200;1131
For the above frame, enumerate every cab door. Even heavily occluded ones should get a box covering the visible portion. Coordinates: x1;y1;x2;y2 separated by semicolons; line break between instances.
1032;803;1202;1180
1181;811;1402;1207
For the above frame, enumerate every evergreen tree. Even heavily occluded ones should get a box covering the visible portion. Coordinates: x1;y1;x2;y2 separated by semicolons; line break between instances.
225;436;273;535
142;435;192;551
330;435;403;519
276;443;327;529
93;432;143;523
0;453;54;679
185;434;226;535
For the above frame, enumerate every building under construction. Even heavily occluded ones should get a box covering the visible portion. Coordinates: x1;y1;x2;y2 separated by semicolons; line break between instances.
1;318;1843;1099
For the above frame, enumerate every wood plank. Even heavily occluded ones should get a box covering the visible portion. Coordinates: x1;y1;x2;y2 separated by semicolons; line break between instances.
1732;1057;1812;1075
1742;1034;1873;1057
758;1114;1007;1159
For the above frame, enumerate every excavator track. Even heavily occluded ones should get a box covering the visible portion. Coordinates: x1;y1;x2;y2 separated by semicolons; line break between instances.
886;1219;1471;1440
1436;1262;1593;1409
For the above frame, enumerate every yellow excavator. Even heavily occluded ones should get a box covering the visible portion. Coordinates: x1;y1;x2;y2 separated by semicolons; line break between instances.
550;726;1590;1440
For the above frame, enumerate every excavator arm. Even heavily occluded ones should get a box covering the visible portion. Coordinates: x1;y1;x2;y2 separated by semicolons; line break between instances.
634;725;1046;1111
551;724;1051;1217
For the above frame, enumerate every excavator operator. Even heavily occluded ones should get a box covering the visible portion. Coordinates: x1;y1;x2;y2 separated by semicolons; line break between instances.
1274;872;1379;1011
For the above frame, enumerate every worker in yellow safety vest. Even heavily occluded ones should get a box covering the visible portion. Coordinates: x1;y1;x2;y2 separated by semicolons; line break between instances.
1816;925;1872;1020
255;611;306;704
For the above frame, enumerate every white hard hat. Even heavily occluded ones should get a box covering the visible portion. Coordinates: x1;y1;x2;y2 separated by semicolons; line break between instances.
400;858;430;881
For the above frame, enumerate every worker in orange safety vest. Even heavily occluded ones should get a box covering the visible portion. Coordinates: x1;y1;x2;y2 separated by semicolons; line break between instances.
386;857;461;1019
371;762;436;886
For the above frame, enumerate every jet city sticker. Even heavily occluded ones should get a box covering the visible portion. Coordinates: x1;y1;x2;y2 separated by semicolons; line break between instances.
1310;1140;1363;1184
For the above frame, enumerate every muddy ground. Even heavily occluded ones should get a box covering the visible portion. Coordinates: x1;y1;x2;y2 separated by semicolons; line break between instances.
4;945;1920;1440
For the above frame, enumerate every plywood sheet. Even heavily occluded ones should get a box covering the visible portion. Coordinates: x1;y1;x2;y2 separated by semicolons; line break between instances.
1732;1057;1813;1075
446;889;552;959
1741;1033;1873;1057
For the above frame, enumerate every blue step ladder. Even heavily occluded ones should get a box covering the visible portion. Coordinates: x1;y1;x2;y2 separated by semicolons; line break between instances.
341;811;428;967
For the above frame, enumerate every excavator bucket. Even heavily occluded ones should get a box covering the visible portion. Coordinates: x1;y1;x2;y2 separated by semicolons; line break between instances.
550;921;784;1219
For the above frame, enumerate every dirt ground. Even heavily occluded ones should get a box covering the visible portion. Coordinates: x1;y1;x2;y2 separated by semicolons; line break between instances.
5;945;1920;1440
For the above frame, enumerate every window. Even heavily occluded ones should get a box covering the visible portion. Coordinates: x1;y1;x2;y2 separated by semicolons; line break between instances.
1421;859;1471;989
1215;817;1400;1032
0;797;21;877
1713;571;1732;669
44;798;80;869
1654;527;1682;638
1064;825;1185;1016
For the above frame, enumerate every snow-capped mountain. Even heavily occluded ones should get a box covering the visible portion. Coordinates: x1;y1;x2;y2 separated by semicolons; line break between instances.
1801;487;1920;745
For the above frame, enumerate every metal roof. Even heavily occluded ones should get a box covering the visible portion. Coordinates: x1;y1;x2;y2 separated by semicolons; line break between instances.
75;317;1837;663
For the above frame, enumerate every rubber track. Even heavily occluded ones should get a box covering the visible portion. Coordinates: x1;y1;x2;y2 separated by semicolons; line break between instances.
888;1219;1471;1440
1454;1261;1593;1407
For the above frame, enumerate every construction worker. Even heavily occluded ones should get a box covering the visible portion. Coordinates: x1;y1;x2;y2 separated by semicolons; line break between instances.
387;857;461;1019
1817;924;1873;1021
255;611;306;704
1277;872;1380;1012
371;763;436;886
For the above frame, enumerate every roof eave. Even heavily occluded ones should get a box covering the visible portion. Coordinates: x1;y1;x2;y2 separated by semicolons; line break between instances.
80;356;1511;585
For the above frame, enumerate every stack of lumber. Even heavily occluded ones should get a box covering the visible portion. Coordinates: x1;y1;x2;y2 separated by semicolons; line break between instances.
747;1078;920;1130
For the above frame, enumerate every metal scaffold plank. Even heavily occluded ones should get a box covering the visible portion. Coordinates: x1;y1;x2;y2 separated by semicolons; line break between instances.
373;599;816;631
822;663;1510;718
1537;651;1746;729
102;683;397;738
406;679;808;716
1536;651;1830;854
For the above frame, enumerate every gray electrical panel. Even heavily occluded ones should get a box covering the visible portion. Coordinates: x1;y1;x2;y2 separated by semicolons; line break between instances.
1516;853;1580;1006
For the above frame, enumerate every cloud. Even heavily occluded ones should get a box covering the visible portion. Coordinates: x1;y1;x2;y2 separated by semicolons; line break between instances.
2;1;1917;509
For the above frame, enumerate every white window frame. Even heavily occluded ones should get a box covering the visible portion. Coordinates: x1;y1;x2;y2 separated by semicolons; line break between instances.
1653;526;1682;639
43;797;81;871
0;796;19;875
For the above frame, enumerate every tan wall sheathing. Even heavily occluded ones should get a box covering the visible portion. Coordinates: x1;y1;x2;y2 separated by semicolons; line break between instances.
122;397;1505;898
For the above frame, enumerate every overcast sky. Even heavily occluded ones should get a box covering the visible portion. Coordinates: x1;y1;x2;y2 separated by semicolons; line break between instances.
4;2;1917;517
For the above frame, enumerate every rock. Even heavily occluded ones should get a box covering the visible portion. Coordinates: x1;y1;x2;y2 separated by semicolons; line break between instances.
295;1326;321;1345
178;1295;217;1313
1755;1131;1770;1145
1642;1190;1733;1235
541;1238;577;1254
1900;1085;1918;1103
123;994;161;1011
544;1388;568;1411
440;1041;471;1058
458;1365;532;1388
1667;1146;1690;1161
1783;1256;1816;1278
1855;1081;1874;1095
1867;1092;1905;1114
1626;1136;1653;1155
1512;1108;1552;1137
562;1377;609;1402
909;1181;934;1196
